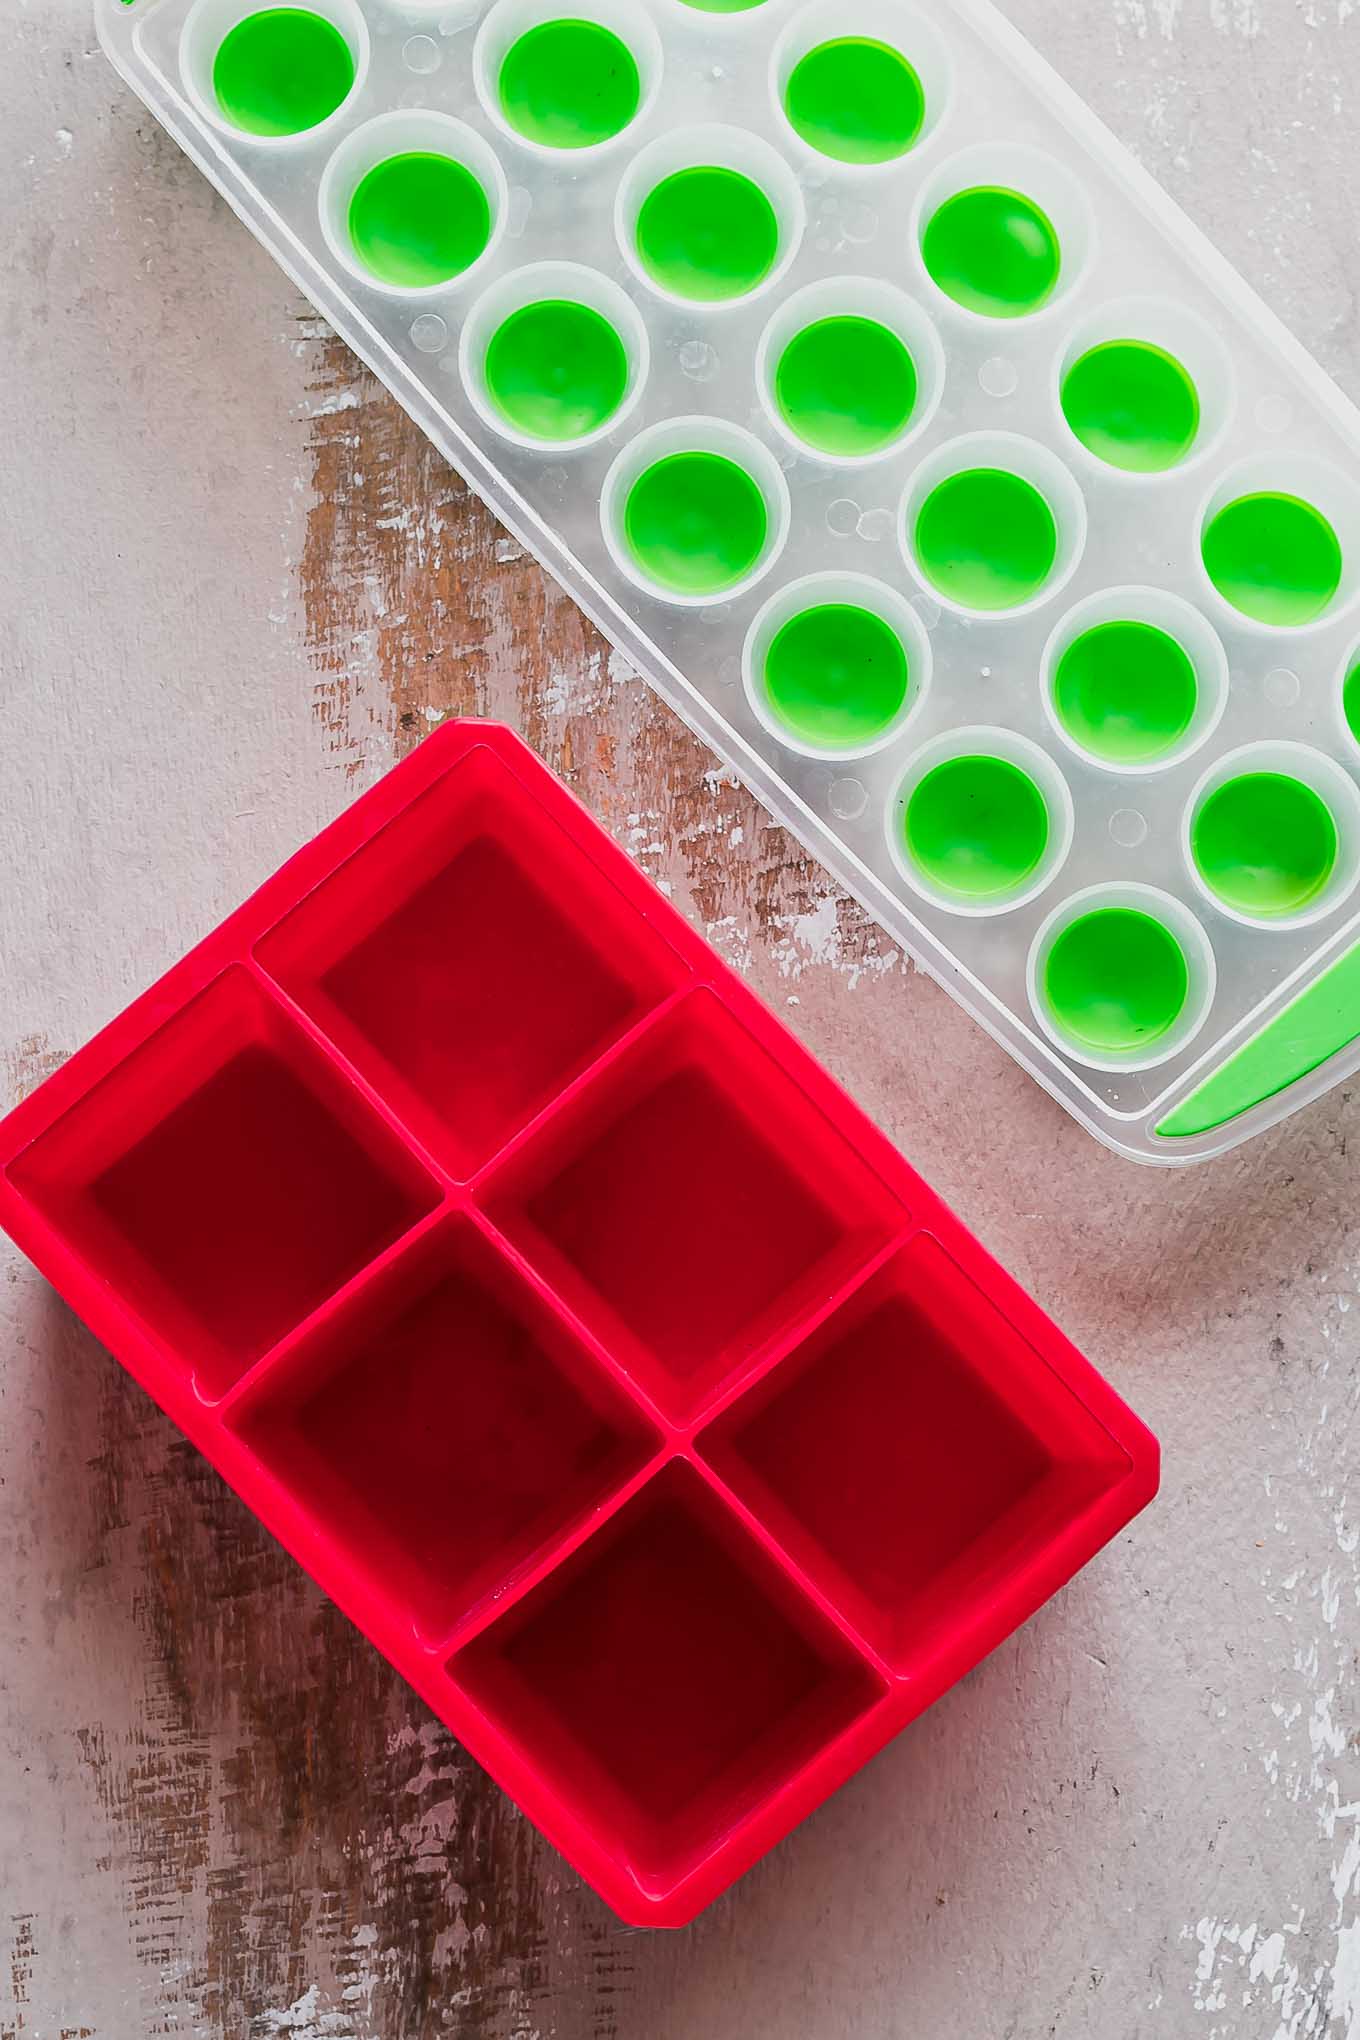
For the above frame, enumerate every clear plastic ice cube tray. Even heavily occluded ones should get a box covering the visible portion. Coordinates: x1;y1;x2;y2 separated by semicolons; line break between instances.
98;0;1360;1162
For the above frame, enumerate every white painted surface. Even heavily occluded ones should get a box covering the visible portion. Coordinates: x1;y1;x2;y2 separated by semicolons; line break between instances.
4;0;1360;2032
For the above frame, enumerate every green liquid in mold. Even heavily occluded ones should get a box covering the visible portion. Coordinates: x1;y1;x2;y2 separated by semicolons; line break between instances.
498;19;640;149
212;8;354;137
676;0;768;10
774;316;917;458
921;186;1061;319
904;754;1049;903
1192;771;1338;919
485;299;628;440
784;37;925;165
624;451;767;596
1053;620;1197;766
1061;339;1200;474
1043;908;1189;1057
635;166;778;302
762;604;909;749
1344;660;1360;748
913;467;1057;611
348;153;491;287
1202;492;1342;626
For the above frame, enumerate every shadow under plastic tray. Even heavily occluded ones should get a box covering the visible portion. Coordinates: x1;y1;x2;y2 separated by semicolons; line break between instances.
0;721;1157;1925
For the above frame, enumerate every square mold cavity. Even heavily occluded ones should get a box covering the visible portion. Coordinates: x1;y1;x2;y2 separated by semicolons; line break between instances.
699;1234;1132;1673
453;1461;884;1892
230;1212;658;1645
7;968;438;1400
256;744;684;1176
484;989;903;1420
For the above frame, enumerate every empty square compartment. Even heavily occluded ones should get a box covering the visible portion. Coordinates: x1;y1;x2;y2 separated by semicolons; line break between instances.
453;1461;882;1891
699;1235;1132;1672
230;1212;658;1643
7;969;438;1399
256;744;685;1175
483;990;903;1420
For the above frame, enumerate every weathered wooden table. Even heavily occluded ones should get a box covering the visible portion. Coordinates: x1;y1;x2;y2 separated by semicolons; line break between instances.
5;3;1360;2032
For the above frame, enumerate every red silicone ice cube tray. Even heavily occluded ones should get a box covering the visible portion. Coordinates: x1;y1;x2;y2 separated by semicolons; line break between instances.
0;722;1158;1926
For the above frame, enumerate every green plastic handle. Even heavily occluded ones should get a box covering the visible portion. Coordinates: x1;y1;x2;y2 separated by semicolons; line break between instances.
1157;938;1360;1139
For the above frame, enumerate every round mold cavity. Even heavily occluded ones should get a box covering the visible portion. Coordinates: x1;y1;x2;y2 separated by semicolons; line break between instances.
900;431;1086;619
1040;585;1228;775
460;262;649;451
1055;295;1234;480
769;0;951;170
1183;740;1360;931
742;571;932;760
601;416;791;606
913;142;1093;324
472;0;662;158
1027;883;1216;1074
755;275;944;467
319;111;507;295
615;124;805;310
1196;455;1360;634
1337;641;1360;757
181;0;369;144
886;725;1074;917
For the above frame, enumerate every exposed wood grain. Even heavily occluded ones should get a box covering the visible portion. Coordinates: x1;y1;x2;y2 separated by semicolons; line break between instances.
298;325;903;986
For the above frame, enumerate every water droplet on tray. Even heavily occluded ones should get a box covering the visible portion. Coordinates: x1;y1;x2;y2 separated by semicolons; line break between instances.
410;313;448;354
1109;808;1148;849
678;339;719;383
840;202;877;245
402;33;441;73
829;776;868;821
856;507;894;543
978;356;1018;399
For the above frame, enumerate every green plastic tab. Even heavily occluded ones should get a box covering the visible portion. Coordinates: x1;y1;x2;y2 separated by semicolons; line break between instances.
1157;939;1360;1138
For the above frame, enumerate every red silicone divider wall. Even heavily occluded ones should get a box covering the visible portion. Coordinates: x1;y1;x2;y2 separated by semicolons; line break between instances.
0;722;1158;1926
